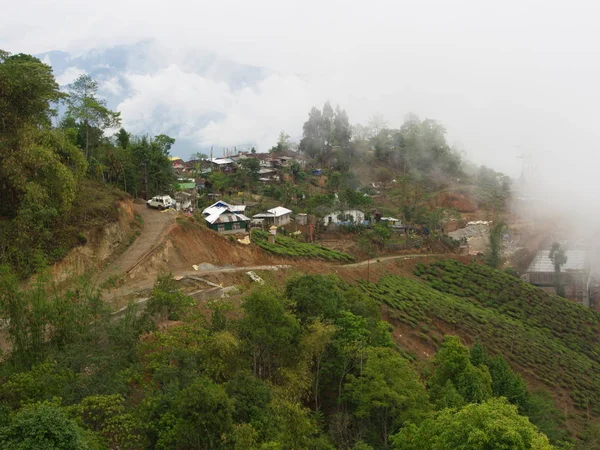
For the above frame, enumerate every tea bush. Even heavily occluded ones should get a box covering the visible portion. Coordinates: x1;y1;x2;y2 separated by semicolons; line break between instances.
361;260;600;416
251;230;354;263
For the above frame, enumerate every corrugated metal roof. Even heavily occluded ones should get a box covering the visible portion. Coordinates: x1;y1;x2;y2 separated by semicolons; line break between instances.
202;201;246;216
268;206;292;217
211;158;234;165
206;210;250;225
526;250;587;273
253;212;274;219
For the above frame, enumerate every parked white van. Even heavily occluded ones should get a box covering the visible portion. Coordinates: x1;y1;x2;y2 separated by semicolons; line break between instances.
146;195;175;210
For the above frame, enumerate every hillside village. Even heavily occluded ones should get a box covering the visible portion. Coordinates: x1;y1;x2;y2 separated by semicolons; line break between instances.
3;49;600;449
162;143;598;311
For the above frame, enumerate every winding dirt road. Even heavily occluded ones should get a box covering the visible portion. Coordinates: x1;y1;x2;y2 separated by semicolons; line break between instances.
339;253;448;267
95;202;175;285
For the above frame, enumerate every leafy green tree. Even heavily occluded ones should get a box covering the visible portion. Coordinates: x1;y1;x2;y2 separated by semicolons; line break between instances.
322;311;394;420
73;394;145;449
191;151;209;160
392;398;555;450
372;223;392;248
373;128;404;168
115;127;130;149
300;106;325;160
285;274;346;323
549;242;568;297
131;134;175;198
65;74;121;160
300;102;353;165
238;287;301;380
289;160;303;181
296;319;337;410
340;187;373;212
327;171;343;192
0;52;88;274
469;339;488;366
486;355;529;411
209;171;233;196
154;134;175;154
144;274;194;322
428;336;492;407
270;131;292;154
231;423;260;450
268;398;332;450
0;362;76;409
476;165;511;210
226;371;272;432
0;402;91;450
486;220;507;269
333;106;354;170
0;51;62;133
239;157;261;192
156;377;234;449
345;347;431;447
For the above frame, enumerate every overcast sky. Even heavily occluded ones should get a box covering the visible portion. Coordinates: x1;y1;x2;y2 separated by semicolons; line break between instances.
2;0;600;189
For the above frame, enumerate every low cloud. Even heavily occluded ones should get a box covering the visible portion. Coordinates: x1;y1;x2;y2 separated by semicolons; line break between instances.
100;76;124;96
117;64;314;152
55;66;86;86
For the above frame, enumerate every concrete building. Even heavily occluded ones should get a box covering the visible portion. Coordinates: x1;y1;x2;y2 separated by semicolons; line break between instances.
252;206;293;227
296;213;308;225
323;209;365;226
522;249;591;306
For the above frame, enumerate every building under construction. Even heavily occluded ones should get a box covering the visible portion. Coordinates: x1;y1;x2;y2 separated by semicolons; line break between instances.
521;249;592;307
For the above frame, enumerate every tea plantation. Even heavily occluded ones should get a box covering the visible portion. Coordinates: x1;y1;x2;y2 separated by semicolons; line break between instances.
251;229;354;262
360;259;600;416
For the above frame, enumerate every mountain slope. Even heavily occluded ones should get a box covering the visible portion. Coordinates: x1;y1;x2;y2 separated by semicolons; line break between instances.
360;260;600;428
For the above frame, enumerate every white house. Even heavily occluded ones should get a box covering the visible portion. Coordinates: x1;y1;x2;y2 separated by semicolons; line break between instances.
323;209;365;226
252;206;292;226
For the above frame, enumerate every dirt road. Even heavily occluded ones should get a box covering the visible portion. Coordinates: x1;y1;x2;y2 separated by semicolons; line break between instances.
340;253;449;268
95;202;175;285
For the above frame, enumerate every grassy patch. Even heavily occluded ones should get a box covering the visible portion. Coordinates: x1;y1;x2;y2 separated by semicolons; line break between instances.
100;273;126;291
251;229;354;263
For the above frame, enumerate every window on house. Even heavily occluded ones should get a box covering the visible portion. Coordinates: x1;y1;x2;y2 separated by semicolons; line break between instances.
232;223;241;230
217;225;225;232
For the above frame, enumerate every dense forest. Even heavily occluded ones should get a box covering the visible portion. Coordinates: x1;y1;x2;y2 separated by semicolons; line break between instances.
1;49;597;449
0;268;572;449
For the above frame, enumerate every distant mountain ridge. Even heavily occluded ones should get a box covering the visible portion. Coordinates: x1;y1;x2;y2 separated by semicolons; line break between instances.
36;40;274;158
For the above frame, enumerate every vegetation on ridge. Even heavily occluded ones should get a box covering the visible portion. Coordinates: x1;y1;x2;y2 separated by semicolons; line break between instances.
0;269;572;449
251;229;354;262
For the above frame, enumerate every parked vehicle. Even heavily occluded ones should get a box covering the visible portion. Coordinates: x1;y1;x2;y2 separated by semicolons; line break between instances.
146;195;175;210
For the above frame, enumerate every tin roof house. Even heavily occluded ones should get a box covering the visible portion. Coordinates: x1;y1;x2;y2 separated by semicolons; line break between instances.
522;249;591;306
203;201;249;233
252;206;292;227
